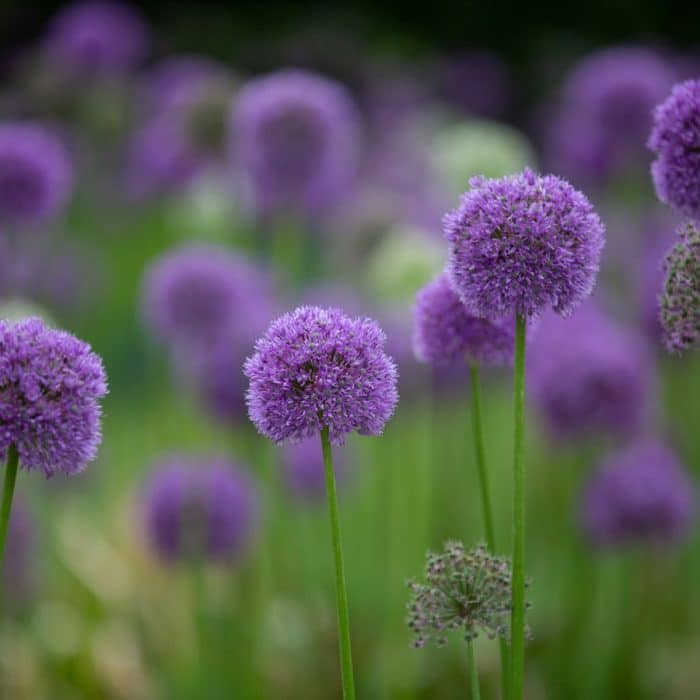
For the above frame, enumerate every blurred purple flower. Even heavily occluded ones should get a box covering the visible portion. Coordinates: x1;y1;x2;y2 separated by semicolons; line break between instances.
282;437;348;502
245;306;398;445
0;123;72;226
444;169;605;319
44;0;149;79
233;69;361;217
547;47;674;182
581;440;694;547
0;318;107;477
143;456;258;564
649;79;700;219
2;499;35;604
413;272;514;366
528;305;653;442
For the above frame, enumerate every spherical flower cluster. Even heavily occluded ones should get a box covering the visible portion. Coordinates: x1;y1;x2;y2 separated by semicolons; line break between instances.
444;168;605;319
0;124;73;226
413;272;514;366
141;245;271;352
244;306;398;445
581;440;694;547
282;437;348;501
44;0;149;79
0;318;107;477
548;47;673;182
649;79;700;219
659;222;700;353
233;69;361;216
528;306;652;441
143;456;258;563
407;541;519;648
432;120;535;196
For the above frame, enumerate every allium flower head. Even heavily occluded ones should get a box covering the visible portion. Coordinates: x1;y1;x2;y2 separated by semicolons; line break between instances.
413;272;514;366
581;440;694;547
244;306;398;445
444;168;605;319
432;120;535;196
233;69;361;216
44;0;149;79
144;456;258;563
282;437;348;501
649;79;700;219
407;541;519;648
141;245;270;352
0;124;72;226
0;318;107;477
659;222;700;353
529;305;652;441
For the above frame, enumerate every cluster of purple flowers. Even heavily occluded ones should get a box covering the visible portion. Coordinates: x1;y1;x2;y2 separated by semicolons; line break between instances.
143;455;258;563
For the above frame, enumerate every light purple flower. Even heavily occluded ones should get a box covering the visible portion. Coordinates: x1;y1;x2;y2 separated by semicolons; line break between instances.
44;0;149;79
244;306;398;445
2;498;35;604
528;305;653;441
444;168;605;319
282;437;348;502
233;69;361;216
581;440;694;547
143;456;258;564
413;272;514;366
0;124;72;226
648;79;700;219
0;318;107;477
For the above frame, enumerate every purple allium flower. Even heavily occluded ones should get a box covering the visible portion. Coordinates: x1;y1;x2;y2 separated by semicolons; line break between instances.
581;440;695;547
444;168;605;319
244;306;398;445
659;222;700;353
0;318;107;477
2;498;35;603
143;456;258;563
141;245;271;353
528;305;652;441
547;48;674;183
648;79;700;219
282;437;348;501
0;124;72;226
233;69;361;216
413;272;514;366
44;1;149;79
407;541;518;648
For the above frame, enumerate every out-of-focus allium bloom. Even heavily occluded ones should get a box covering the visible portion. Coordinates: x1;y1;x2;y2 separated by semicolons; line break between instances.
581;440;694;547
366;227;445;304
234;69;361;216
444;169;605;319
414;272;514;366
144;457;258;563
244;306;398;445
142;245;270;352
407;541;517;648
44;1;149;79
282;437;347;501
0;318;107;477
3;499;35;602
649;79;700;219
0;124;72;226
529;306;652;441
432;121;535;196
659;222;700;353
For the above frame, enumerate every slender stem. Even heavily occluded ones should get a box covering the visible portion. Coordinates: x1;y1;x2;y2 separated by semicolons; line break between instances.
0;445;19;568
468;640;482;700
320;427;356;700
469;363;510;698
509;315;527;700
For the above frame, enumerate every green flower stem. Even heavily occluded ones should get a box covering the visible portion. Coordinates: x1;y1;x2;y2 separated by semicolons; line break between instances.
510;314;527;700
320;427;356;700
468;640;482;700
0;445;19;568
469;363;510;698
